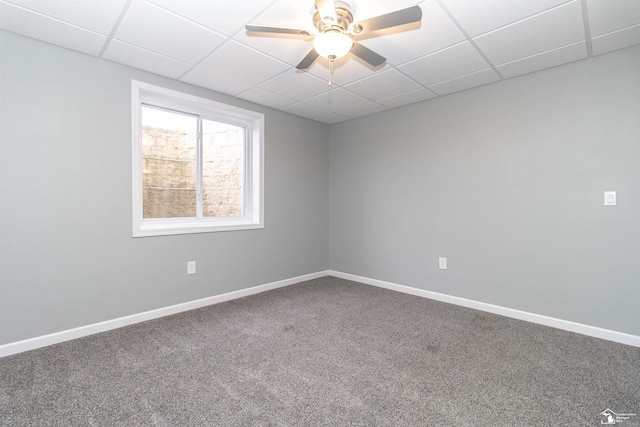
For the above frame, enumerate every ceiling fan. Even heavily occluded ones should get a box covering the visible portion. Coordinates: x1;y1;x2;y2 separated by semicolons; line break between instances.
246;0;422;82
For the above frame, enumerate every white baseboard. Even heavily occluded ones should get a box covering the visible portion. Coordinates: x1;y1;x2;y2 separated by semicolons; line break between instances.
329;270;640;348
0;271;330;358
3;269;638;357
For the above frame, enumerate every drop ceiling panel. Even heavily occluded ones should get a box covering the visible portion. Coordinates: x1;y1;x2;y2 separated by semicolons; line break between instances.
428;68;501;96
3;0;128;35
303;88;370;111
348;0;421;22
180;67;252;96
0;1;107;56
315;112;351;124
440;0;571;37
103;39;192;79
236;87;296;109
114;0;226;64
339;102;388;119
234;31;313;67
281;102;329;119
199;41;290;86
258;70;331;101
344;69;421;101
378;88;437;109
306;58;386;87
496;41;587;79
247;0;315;31
592;24;640;55
147;0;275;36
1;0;640;124
587;0;640;36
357;0;465;66
398;42;490;87
473;0;585;66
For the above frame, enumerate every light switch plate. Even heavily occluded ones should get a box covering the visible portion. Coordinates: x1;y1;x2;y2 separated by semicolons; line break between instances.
187;261;196;274
604;191;616;206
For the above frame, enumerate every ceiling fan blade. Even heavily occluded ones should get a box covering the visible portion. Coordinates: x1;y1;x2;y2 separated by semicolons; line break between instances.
296;49;320;70
351;42;385;67
246;24;310;36
354;5;422;34
315;0;337;24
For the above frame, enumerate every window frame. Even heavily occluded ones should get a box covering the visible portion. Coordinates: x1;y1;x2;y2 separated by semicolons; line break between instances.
131;80;264;237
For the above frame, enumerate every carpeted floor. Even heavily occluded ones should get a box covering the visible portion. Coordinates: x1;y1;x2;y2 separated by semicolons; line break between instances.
1;276;639;426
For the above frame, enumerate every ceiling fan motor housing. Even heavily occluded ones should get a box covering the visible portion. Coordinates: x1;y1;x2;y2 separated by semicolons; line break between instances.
313;2;354;34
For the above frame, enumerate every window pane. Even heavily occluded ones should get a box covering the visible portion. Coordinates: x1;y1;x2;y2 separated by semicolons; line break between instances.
141;106;197;218
202;119;244;217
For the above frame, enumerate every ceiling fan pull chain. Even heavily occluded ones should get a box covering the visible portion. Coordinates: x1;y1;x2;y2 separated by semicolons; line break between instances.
328;54;336;86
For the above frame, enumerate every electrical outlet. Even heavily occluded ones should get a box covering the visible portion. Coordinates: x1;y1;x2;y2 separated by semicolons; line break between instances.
187;261;196;275
604;191;616;206
439;257;447;270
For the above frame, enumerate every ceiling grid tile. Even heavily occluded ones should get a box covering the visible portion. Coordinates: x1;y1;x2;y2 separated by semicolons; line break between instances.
1;0;638;124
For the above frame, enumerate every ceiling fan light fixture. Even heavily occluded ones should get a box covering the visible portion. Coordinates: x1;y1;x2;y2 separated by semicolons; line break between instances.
313;31;353;60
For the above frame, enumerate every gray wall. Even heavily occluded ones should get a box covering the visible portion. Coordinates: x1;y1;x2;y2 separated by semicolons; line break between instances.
2;28;639;346
329;46;640;336
0;30;330;345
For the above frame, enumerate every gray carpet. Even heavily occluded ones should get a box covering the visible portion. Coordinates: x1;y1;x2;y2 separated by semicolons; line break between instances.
1;276;639;426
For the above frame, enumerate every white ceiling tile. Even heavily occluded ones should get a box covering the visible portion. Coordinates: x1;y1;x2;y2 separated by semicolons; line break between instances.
236;87;296;110
303;88;370;111
587;0;640;37
339;102;388;119
357;1;465;66
147;0;274;36
350;0;422;25
378;88;438;109
114;0;226;64
180;67;252;96
102;40;192;79
306;57;388;86
344;69;421;101
497;41;587;78
314;112;350;124
473;1;585;65
440;0;570;37
3;0;638;122
2;0;128;35
281;102;329;120
428;68;501;96
397;41;490;86
258;70;332;101
199;41;290;86
235;31;313;67
248;0;315;29
0;1;107;56
592;24;640;55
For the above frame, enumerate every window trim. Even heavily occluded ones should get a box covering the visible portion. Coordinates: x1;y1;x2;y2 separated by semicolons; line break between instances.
131;80;264;237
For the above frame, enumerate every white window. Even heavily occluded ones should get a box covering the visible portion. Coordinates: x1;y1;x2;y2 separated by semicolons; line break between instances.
131;81;264;237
